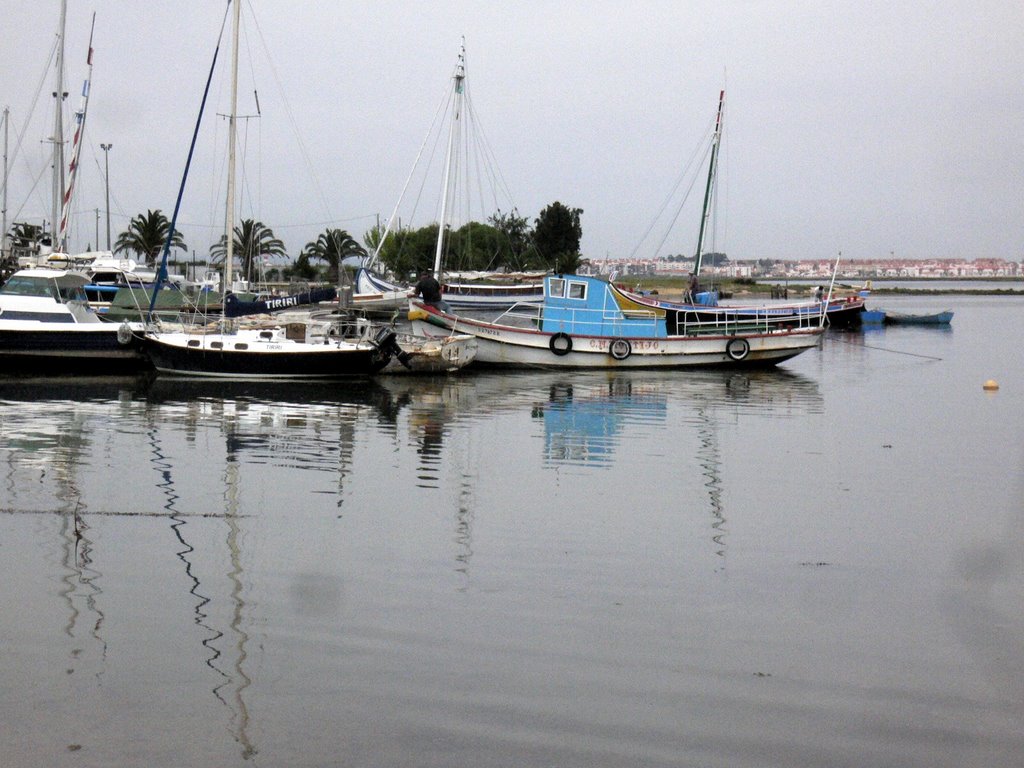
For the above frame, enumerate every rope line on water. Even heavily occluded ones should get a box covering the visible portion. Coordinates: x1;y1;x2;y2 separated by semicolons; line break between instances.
834;334;943;361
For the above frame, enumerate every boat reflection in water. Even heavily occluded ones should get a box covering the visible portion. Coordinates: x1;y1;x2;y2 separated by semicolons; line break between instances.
532;377;668;467
500;369;823;559
374;368;823;466
375;368;823;564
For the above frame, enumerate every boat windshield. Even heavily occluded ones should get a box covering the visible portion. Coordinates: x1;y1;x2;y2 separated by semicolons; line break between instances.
0;275;57;297
0;274;89;302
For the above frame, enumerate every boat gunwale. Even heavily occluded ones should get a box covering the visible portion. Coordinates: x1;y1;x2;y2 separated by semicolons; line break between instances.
412;301;825;344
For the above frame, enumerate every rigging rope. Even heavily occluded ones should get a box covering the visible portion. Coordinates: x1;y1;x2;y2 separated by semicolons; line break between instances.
833;334;943;361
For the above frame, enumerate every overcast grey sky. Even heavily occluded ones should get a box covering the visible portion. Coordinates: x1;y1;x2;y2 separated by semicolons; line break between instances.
3;0;1022;263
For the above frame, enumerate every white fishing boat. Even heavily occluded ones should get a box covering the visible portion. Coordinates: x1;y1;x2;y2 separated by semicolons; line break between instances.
410;273;823;369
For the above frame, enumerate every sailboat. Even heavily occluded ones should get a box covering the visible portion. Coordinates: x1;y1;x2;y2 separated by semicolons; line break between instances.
138;1;401;379
355;43;545;312
613;90;865;329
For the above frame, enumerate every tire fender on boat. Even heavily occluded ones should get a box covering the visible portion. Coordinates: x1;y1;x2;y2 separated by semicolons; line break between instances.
725;337;750;361
549;332;573;356
608;337;631;360
116;322;133;346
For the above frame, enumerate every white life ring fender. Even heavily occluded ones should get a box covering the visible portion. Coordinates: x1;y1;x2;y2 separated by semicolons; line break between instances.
116;322;133;346
549;332;572;356
726;337;750;361
608;337;631;360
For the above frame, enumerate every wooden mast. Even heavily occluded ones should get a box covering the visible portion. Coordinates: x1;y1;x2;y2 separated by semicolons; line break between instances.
694;89;724;276
51;0;68;250
431;42;465;280
58;13;96;253
2;108;8;261
225;0;241;290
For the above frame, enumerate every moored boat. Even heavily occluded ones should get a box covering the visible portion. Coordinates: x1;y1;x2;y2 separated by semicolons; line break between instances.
883;310;953;326
621;89;864;330
381;332;478;374
137;321;401;380
410;273;823;369
0;268;147;374
135;2;408;382
354;266;544;313
612;283;866;329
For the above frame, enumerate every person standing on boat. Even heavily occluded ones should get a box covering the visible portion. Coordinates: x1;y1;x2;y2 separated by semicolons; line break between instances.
412;270;446;310
686;272;700;303
815;285;824;302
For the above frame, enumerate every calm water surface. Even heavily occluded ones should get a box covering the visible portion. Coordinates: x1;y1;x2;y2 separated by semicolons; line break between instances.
1;295;1021;767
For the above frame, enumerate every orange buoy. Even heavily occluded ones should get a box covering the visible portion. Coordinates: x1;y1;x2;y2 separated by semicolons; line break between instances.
983;379;999;391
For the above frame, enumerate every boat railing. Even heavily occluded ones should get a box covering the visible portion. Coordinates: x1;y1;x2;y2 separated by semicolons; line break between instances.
674;304;827;335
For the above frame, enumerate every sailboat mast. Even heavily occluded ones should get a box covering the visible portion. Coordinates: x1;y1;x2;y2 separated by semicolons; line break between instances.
432;43;465;279
2;107;8;261
224;0;241;289
51;0;68;247
59;13;96;253
693;89;724;276
147;1;231;320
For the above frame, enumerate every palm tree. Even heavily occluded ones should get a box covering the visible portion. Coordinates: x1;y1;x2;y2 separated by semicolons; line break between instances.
115;210;186;267
302;228;366;283
8;222;47;249
210;219;287;284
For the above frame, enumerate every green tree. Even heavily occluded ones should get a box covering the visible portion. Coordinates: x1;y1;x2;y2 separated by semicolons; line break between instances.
7;222;47;249
115;209;185;267
210;219;287;283
376;224;443;280
488;208;537;271
363;223;387;257
447;221;510;272
373;215;537;277
533;201;583;273
302;228;366;283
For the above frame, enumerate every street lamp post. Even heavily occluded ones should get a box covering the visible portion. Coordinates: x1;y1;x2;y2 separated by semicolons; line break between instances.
100;143;112;250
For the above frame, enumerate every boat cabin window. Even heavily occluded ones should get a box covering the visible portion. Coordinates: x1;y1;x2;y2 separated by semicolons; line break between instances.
210;341;223;349
187;340;201;347
234;343;249;350
567;281;587;300
60;284;88;302
548;278;565;298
